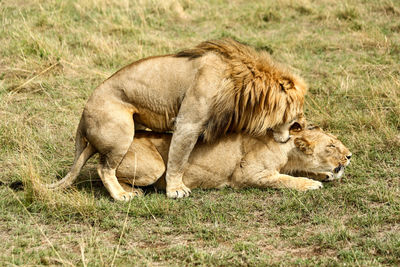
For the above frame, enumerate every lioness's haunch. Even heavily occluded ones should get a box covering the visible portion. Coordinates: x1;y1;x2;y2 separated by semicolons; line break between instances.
48;39;307;200
116;126;352;192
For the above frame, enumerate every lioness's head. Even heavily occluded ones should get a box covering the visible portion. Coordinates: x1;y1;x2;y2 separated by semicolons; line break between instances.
284;125;352;180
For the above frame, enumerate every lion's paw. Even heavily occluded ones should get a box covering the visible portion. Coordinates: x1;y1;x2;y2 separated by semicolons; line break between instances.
166;184;191;199
134;188;144;196
112;191;137;201
120;183;144;197
126;187;144;197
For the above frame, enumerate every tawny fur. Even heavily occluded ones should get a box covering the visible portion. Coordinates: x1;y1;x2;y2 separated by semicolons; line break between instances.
117;126;352;191
177;39;307;142
47;39;308;200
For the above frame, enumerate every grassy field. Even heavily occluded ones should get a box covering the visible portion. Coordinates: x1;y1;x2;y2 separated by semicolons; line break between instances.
1;0;400;265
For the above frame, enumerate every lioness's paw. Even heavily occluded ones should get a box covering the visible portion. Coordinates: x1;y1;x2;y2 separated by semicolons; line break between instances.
303;180;323;190
166;184;191;199
324;172;335;181
112;191;137;201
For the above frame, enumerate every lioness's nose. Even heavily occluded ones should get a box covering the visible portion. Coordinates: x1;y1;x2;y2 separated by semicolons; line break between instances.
346;154;352;159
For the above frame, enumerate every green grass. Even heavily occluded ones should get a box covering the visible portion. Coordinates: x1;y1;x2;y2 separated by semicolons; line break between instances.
1;0;400;265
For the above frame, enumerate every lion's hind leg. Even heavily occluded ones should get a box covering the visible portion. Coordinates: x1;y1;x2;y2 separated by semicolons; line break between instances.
85;101;137;201
118;179;144;197
97;152;138;201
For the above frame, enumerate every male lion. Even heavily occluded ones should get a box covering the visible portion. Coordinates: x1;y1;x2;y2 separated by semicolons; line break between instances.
113;125;352;192
48;39;307;200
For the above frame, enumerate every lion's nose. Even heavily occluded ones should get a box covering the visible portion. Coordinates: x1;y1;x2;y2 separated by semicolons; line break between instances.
346;154;352;160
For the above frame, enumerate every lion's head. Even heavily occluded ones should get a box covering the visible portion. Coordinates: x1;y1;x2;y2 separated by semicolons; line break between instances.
283;125;352;180
176;38;307;143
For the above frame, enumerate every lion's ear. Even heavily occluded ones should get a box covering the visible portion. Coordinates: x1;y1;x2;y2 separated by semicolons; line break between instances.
279;78;294;91
294;137;314;155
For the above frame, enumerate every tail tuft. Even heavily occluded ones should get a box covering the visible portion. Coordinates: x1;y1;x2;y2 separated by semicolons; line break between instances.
47;118;96;190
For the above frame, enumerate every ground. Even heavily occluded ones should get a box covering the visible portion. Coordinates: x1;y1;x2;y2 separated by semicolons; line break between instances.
0;0;399;265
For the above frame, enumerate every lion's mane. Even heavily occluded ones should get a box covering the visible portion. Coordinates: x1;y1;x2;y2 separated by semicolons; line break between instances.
176;39;307;142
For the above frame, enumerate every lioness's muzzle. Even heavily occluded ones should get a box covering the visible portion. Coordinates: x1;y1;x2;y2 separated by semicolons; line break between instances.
334;165;343;173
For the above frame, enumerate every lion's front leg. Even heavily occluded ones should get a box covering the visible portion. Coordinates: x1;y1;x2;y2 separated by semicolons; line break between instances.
165;120;203;198
165;58;226;198
165;91;211;198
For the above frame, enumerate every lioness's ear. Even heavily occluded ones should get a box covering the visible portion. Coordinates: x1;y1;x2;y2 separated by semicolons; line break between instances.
279;78;294;91
307;124;321;131
294;137;314;155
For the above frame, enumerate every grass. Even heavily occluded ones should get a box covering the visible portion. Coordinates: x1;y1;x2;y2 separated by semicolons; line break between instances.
1;0;399;265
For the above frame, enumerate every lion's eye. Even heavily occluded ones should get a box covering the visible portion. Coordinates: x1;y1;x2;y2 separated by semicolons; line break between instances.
290;122;302;131
328;144;336;148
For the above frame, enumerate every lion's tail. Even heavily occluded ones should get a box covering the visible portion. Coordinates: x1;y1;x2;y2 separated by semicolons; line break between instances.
47;118;96;190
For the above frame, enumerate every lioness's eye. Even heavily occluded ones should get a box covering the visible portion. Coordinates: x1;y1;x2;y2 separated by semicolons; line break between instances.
328;144;335;148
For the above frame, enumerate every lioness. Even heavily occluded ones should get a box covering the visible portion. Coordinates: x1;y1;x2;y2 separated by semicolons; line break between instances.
116;125;352;192
48;39;307;200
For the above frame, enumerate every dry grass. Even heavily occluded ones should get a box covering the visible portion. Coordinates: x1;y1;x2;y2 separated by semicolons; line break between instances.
1;0;400;265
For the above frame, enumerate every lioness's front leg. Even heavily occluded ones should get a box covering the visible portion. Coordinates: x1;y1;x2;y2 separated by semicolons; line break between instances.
239;171;323;191
293;171;335;182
